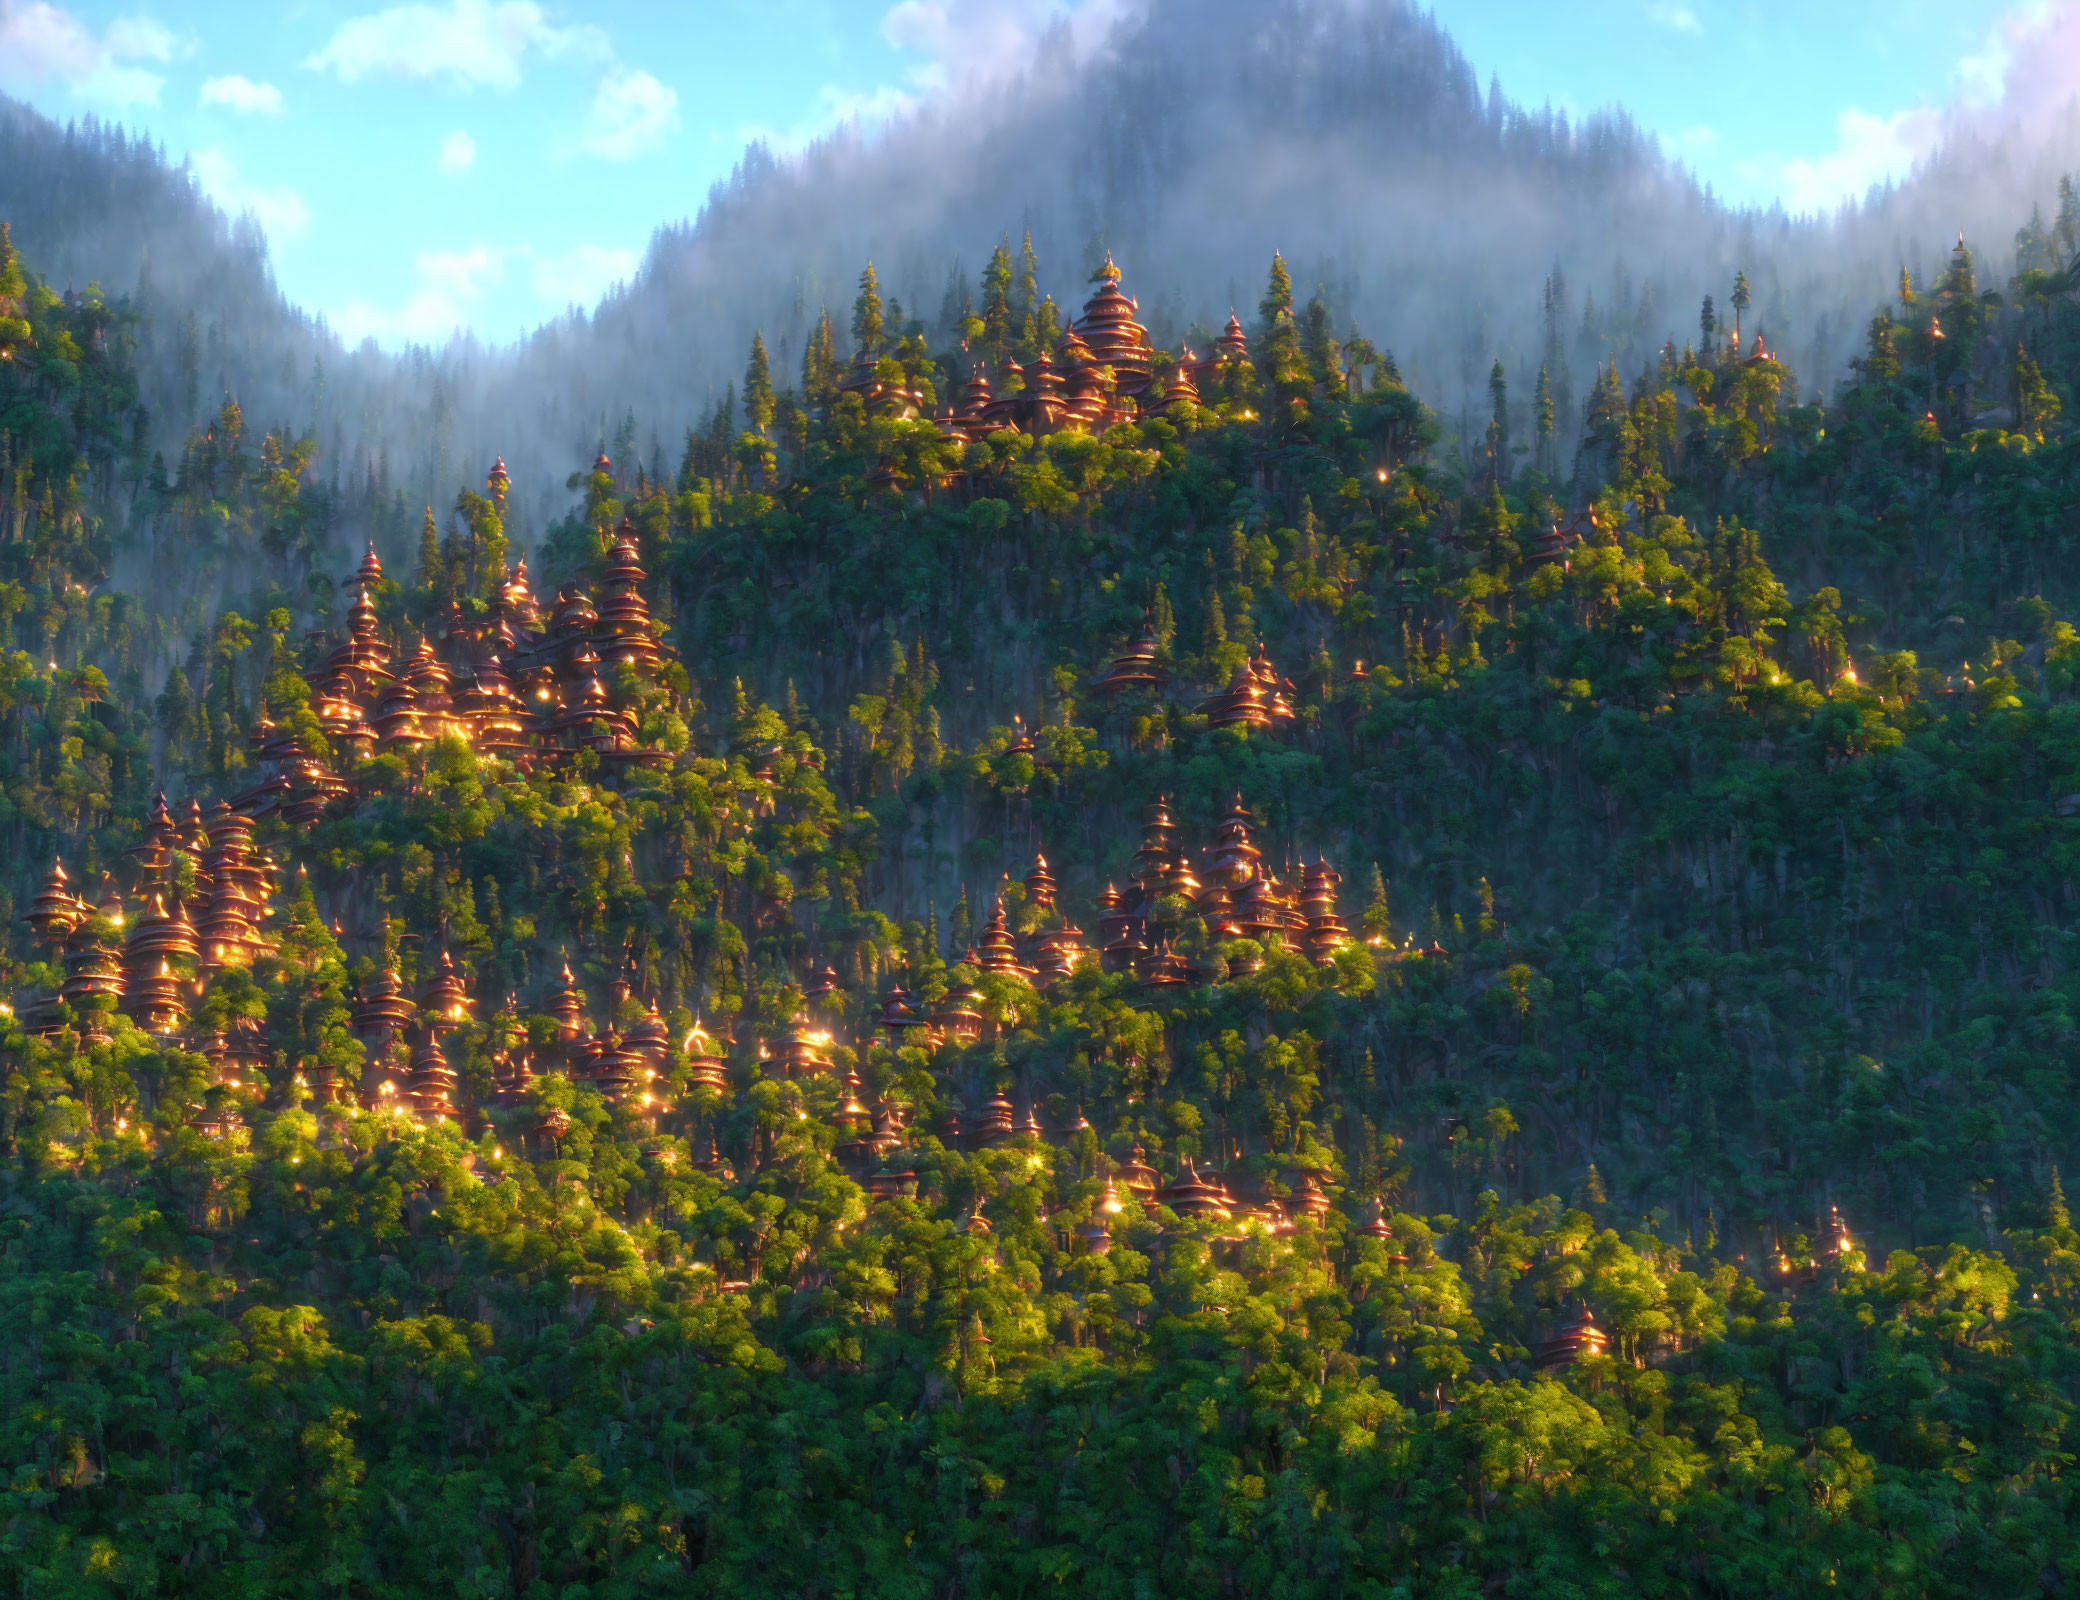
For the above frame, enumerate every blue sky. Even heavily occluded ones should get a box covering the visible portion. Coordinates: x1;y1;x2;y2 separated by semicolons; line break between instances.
0;0;2047;348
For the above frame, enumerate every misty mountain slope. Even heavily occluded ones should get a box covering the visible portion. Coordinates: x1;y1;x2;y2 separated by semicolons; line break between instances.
509;0;2080;507
0;94;450;526
7;0;2078;549
513;0;1741;452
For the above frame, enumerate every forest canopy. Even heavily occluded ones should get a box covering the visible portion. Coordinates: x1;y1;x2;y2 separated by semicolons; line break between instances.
3;184;2080;1597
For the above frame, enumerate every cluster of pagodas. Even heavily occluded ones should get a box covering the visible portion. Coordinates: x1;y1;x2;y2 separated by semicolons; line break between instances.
1090;622;1298;735
19;857;1680;1372
802;798;1351;1048
22;797;284;1046
229;491;669;827
948;1143;1347;1259
1094;794;1350;986
843;855;1087;1049
331;951;710;1127
839;255;1251;444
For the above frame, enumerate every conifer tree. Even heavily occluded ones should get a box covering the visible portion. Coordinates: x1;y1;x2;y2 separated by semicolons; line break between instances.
1149;582;1174;655
802;308;838;401
2050;1166;2071;1230
981;239;1014;362
1259;251;1294;329
1579;358;1626;476
2016;343;2060;438
1942;236;1976;299
1256;254;1303;393
775;388;808;455
1898;266;1915;306
1699;294;1716;350
0;222;26;362
0;221;22;304
1030;293;1062;357
1731;270;1752;345
417;505;440;590
155;664;192;761
1014;229;1038;318
743;332;775;438
1534;364;1555;473
1862;311;1901;385
852;263;884;356
1362;865;1390;940
1485;360;1509;483
2058;174;2080;262
2016;203;2058;275
1303;294;1342;392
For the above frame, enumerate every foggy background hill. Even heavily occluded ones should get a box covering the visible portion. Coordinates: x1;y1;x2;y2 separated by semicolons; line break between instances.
5;0;2078;558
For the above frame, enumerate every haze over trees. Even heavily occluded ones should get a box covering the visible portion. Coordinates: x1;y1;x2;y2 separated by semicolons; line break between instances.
8;0;2079;542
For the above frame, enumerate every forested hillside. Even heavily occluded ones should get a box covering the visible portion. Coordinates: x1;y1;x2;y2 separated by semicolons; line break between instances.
0;97;470;550
6;175;2080;1596
15;0;2080;556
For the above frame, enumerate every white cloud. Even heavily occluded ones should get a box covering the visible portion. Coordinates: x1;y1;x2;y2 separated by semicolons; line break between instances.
304;0;605;90
881;0;1126;95
104;14;178;62
1965;0;2080;125
1746;0;2080;214
1747;105;1945;215
200;73;284;115
335;241;635;346
578;67;678;160
724;0;1119;152
1643;0;1702;34
1671;123;1721;157
192;149;312;245
437;128;477;174
337;243;517;346
735;81;924;156
532;243;637;308
0;1;186;105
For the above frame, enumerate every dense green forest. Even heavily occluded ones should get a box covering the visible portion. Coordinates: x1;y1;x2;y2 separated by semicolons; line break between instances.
9;192;2080;1598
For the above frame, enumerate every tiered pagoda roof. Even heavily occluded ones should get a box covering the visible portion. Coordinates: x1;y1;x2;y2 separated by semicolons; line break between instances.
835;346;925;420
26;858;88;941
1084;792;1352;985
1090;617;1168;697
1073;254;1155;399
1197;643;1298;733
1536;1305;1610;1369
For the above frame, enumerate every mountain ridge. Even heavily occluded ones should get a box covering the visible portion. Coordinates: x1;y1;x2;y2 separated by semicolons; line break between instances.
3;0;2076;543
